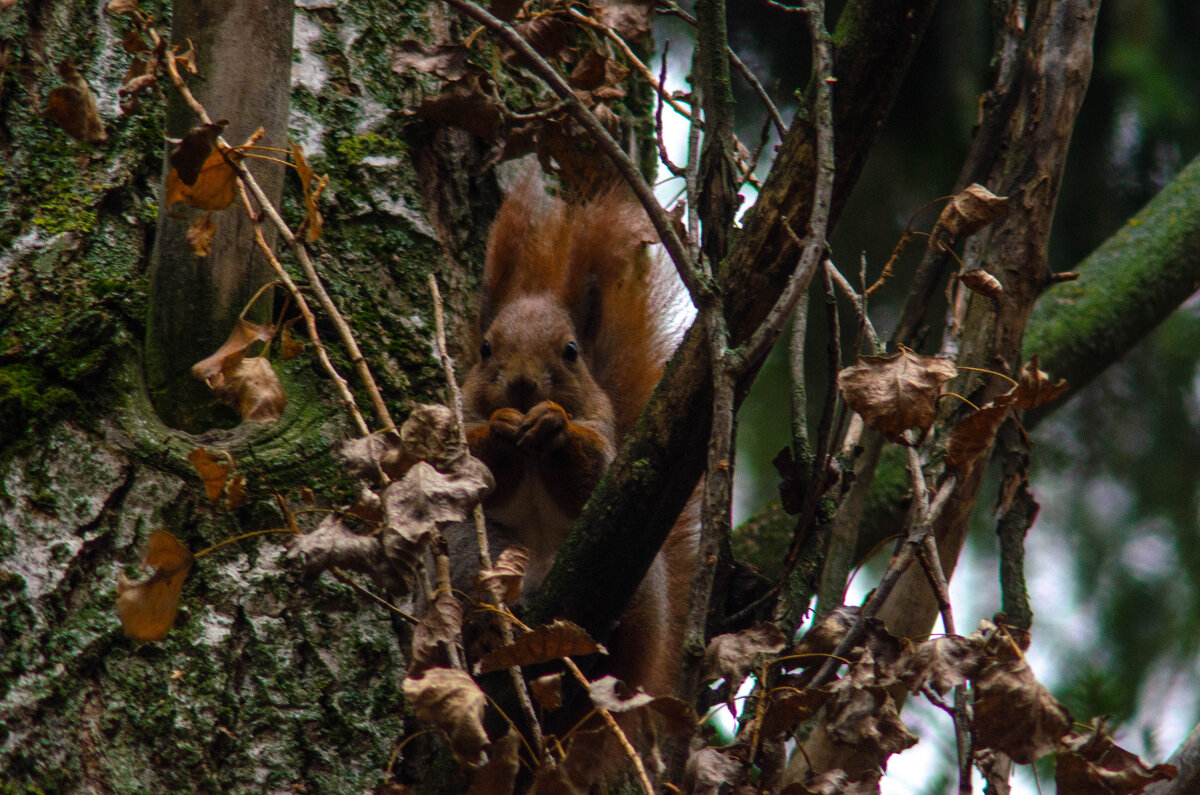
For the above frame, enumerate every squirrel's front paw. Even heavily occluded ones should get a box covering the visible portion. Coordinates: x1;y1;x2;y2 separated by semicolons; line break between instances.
516;401;568;450
487;407;525;442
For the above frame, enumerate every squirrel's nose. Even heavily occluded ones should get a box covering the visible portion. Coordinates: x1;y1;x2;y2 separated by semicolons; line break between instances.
505;375;538;412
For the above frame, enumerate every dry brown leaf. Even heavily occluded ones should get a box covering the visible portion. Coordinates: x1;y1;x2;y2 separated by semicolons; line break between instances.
172;121;228;186
106;0;140;14
902;634;986;695
290;142;325;242
192;317;275;385
210;356;286;423
186;212;216;257
837;348;958;443
933;183;1009;240
44;61;107;144
568;50;630;91
960;268;1003;299
187;447;232;502
466;729;520;795
1055;716;1177;794
225;473;247;509
701;623;787;710
392;40;470;80
478;619;604;674
586;675;653;712
945;404;1009;473
594;0;655;42
529;673;563;711
682;746;747;794
794;605;859;662
382;459;492;542
172;40;198;75
413;71;504;141
762;689;830;737
825;681;918;764
116;529;194;641
165;145;244;211
781;770;882;795
121;29;150;54
289;513;407;595
478;545;529;602
412;589;465;673
402;667;490;765
1009;356;1068;410
974;658;1071;764
400;404;463;465
280;316;304;360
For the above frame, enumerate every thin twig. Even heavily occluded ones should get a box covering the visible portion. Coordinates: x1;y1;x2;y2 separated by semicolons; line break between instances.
238;183;372;437
560;656;654;795
825;257;883;353
443;0;704;306
655;40;686;178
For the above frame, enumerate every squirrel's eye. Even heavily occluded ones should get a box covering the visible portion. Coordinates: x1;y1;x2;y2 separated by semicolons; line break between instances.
563;341;579;363
480;340;492;360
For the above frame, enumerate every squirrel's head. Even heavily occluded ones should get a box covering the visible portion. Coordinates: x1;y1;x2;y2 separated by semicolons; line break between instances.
465;294;614;425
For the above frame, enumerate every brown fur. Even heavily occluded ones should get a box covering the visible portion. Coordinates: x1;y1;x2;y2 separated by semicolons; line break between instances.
464;181;696;702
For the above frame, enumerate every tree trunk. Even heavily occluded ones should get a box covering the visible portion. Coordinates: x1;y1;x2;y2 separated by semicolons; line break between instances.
0;1;491;790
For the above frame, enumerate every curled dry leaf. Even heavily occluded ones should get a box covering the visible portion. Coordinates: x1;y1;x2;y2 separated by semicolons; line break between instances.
116;529;195;641
412;589;465;673
280;316;305;360
106;0;141;13
478;545;529;603
339;430;413;481
382;458;492;537
187;446;232;502
1055;716;1176;795
290;142;325;242
932;183;1009;241
1009;355;1068;410
594;0;655;42
392;40;470;81
973;657;1071;764
172;121;228;186
781;769;882;795
682;746;747;795
187;212;216;257
701;623;788;692
413;70;504;141
794;604;859;662
401;404;463;467
165;145;245;212
762;689;830;738
960;268;1003;299
465;729;521;795
209;356;287;423
289;513;407;595
837;348;958;444
586;675;701;734
402;667;490;766
568;50;630;91
902;633;986;695
478;619;604;674
44;60;107;144
529;673;563;711
192;318;275;383
945;404;1009;473
825;680;918;765
225;473;247;509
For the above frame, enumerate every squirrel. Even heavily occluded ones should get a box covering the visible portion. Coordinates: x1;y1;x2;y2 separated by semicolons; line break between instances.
462;178;696;699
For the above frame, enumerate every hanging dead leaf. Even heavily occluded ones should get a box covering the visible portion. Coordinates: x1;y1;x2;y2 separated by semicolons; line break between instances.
960;268;1003;299
413;71;504;141
568;51;630;91
465;729;521;795
932;183;1008;241
280;316;305;359
701;623;787;710
781;770;882;795
412;589;465;673
172;40;198;75
121;29;150;54
171;121;228;186
837;348;958;443
44;60;107;144
973;658;1071;764
119;54;158;114
1055;716;1176;794
761;689;831;737
594;0;655;43
529;673;563;711
382;458;492;538
825;680;918;764
512;15;571;61
682;746;747;794
401;404;464;466
290;142;326;242
339;430;414;481
794;605;859;662
945;404;1009;473
901;634;986;695
116;529;195;641
209;356;286;423
186;212;217;257
225;474;247;509
165;145;245;211
587;675;654;712
402;668;490;765
192;317;275;384
187;447;232;502
1009;356;1068;410
289;513;408;595
478;545;529;603
478;619;604;674
105;0;140;14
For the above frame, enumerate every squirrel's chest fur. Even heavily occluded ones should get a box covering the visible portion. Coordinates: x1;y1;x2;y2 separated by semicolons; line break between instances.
485;459;575;594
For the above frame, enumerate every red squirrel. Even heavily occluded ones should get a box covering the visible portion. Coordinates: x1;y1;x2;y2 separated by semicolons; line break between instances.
463;180;696;697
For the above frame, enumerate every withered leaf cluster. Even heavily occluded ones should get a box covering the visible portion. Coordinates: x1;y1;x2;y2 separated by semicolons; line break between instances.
392;0;655;193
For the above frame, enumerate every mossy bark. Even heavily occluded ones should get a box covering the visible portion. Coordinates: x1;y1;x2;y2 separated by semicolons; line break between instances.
0;1;491;791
